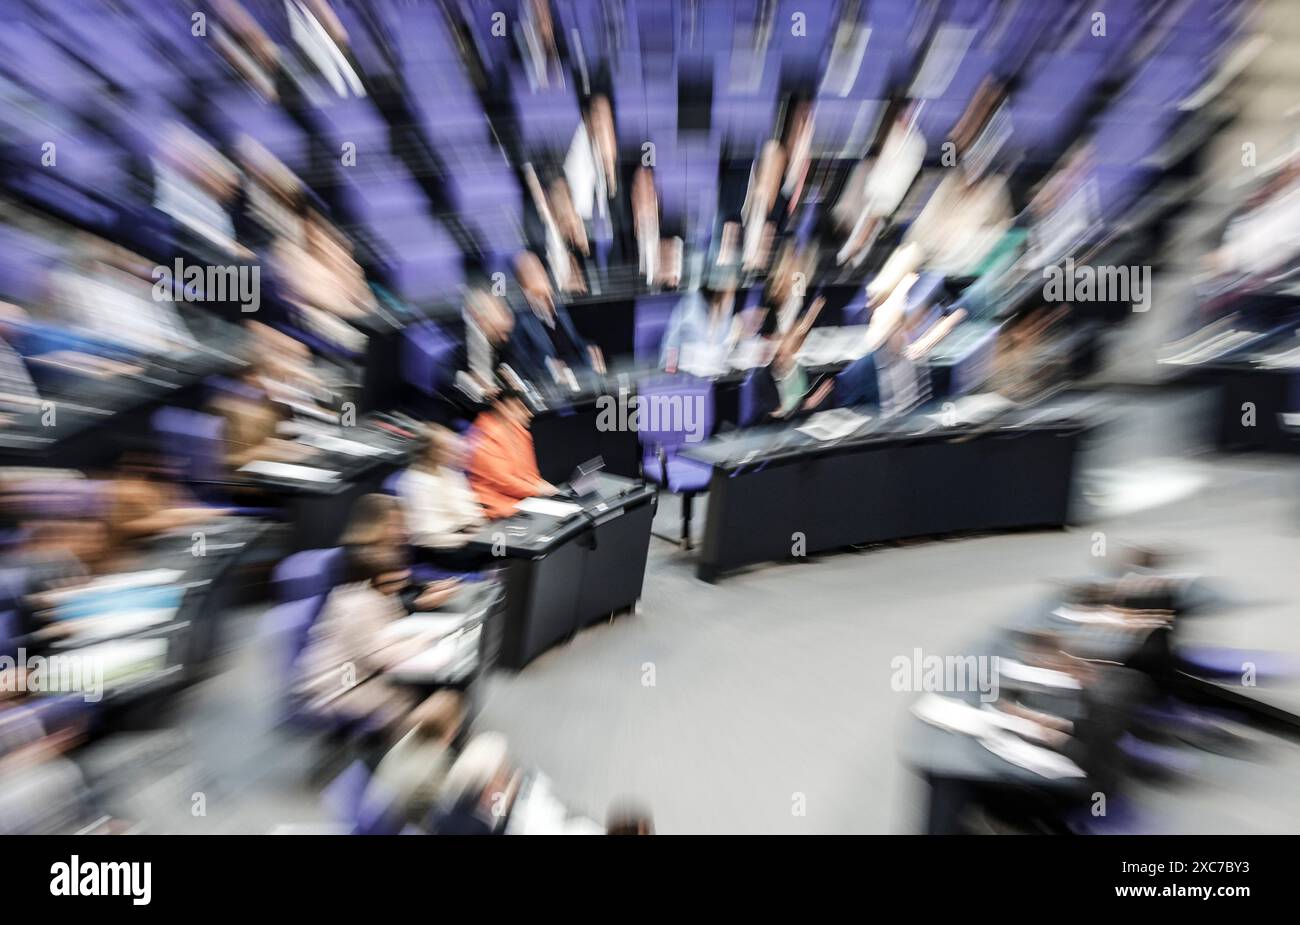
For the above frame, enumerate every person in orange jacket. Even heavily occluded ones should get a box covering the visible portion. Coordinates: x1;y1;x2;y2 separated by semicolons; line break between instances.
466;391;557;519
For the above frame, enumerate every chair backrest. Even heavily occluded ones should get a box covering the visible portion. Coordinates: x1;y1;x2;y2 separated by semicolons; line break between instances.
401;321;458;397
840;290;869;327
9;479;106;521
260;595;329;705
381;470;405;496
270;547;346;604
635;375;714;453
322;760;371;832
633;294;679;365
152;406;224;485
0;609;19;658
738;368;766;428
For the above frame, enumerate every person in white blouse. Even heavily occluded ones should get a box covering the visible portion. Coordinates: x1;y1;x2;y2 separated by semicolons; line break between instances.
395;425;489;572
834;101;927;268
563;95;618;226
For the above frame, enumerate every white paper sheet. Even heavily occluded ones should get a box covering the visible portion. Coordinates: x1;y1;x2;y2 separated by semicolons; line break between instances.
515;497;583;517
928;392;1017;426
797;408;870;442
380;613;471;641
301;432;388;457
43;569;186;603
58;608;176;645
979;729;1087;780
239;460;341;483
997;657;1083;689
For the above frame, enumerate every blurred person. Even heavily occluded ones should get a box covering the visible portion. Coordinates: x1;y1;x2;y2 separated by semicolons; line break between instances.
740;140;787;272
245;321;338;422
833;99;926;268
509;251;605;383
233;134;306;254
0;303;42;415
338;494;465;613
151;122;249;260
631;166;668;287
780;100;816;216
523;166;592;296
1004;632;1150;781
988;305;1072;402
209;0;283;102
515;0;569;91
101;449;227;565
548;176;591;294
428;731;520;834
395;425;488;572
660;277;741;373
43;233;200;357
2;519;92;603
606;800;655;835
564;94;620;229
270;207;377;356
938;146;1095;329
294;542;450;733
868;87;1019;313
956;630;1153;834
457;287;516;404
1;512;104;639
0;690;103;834
831;282;933;416
466;391;555;519
1057;579;1181;691
763;241;817;336
1204;153;1300;281
1020;143;1099;271
863;161;1012;316
752;294;834;421
365;690;466;826
209;359;310;475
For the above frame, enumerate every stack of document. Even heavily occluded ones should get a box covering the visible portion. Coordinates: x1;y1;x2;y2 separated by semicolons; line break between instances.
996;657;1082;690
677;344;730;378
387;624;481;682
515;496;583;518
66;638;171;691
1159;326;1261;366
727;338;769;371
911;693;1085;779
58;609;176;646
380;612;472;642
913;693;1052;740
44;569;184;603
798;327;869;366
796;408;870;442
239;460;341;483
980;730;1086;780
506;772;604;835
929;392;1016;426
51;572;186;621
300;431;388;457
1254;342;1300;369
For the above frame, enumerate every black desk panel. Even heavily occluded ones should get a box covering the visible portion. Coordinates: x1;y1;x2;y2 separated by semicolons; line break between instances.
230;414;420;551
464;475;656;669
684;401;1091;581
